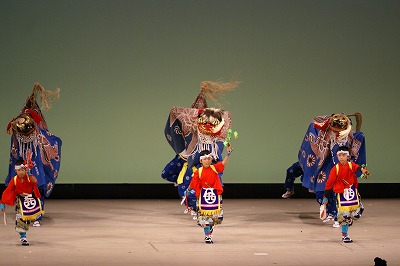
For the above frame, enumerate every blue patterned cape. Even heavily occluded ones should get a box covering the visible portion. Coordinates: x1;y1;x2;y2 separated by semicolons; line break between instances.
298;122;366;193
5;127;62;197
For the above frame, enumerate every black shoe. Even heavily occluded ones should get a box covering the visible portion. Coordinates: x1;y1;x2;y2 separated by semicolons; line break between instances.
20;238;30;246
205;235;213;244
342;236;353;243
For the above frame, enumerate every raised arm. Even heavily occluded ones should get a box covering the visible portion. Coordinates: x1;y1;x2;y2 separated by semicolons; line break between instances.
222;146;233;165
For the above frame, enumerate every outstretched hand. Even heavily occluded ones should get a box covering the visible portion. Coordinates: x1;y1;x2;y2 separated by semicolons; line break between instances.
361;164;370;179
226;145;233;154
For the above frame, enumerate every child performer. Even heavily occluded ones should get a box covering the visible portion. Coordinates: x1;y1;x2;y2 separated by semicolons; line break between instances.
0;160;43;246
189;146;232;244
321;146;370;243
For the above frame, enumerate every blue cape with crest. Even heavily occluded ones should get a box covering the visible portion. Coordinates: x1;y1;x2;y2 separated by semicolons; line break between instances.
5;83;62;197
5;128;62;197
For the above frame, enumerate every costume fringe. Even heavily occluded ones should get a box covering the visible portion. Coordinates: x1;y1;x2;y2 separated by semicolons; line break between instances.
28;82;60;111
13;82;61;133
16;130;39;159
338;205;360;213
200;209;220;216
190;131;220;160
198;80;240;108
347;112;362;132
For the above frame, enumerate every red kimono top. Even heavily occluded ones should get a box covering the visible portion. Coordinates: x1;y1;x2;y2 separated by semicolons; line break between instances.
1;175;41;206
190;162;224;197
325;162;360;194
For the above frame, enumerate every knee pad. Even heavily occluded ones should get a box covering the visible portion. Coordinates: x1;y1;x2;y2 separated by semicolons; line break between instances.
15;219;29;232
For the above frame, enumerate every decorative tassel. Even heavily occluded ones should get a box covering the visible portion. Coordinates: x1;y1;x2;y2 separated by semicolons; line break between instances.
200;209;220;216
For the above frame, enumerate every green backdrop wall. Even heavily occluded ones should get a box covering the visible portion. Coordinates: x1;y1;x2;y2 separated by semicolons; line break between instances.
1;1;399;185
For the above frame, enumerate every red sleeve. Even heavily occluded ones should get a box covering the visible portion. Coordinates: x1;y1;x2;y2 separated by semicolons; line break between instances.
212;162;224;195
1;181;17;206
214;177;224;195
350;162;360;188
32;184;41;199
325;166;338;191
351;162;360;172
189;170;201;197
28;175;42;199
214;161;225;173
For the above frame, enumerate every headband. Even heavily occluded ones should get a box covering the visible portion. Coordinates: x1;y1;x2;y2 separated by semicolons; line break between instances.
14;164;27;170
200;154;213;160
336;150;349;156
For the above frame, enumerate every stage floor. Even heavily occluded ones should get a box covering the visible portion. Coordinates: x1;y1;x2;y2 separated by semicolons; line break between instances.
0;199;398;265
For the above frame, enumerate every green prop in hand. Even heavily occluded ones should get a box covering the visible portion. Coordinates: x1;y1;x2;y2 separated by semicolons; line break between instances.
224;128;238;146
360;164;370;179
